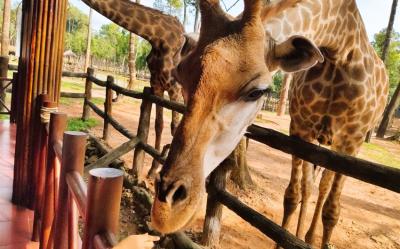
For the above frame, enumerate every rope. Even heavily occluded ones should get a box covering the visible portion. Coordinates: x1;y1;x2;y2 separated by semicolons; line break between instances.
40;106;58;123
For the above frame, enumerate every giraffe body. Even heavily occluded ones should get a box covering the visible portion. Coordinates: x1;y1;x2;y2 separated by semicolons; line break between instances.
263;0;388;247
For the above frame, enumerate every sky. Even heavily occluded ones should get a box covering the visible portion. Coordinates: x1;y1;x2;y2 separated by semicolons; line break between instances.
66;0;400;41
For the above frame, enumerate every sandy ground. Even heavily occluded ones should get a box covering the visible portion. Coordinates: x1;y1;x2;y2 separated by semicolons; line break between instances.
59;96;400;249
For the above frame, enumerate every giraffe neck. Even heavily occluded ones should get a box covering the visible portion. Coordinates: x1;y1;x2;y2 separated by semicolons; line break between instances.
81;0;184;47
265;0;370;62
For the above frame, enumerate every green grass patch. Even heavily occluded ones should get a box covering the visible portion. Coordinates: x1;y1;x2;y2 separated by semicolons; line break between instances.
67;118;99;132
91;97;104;105
360;142;400;169
61;80;85;92
0;114;9;120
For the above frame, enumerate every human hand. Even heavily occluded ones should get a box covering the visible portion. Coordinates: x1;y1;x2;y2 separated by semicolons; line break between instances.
113;233;159;249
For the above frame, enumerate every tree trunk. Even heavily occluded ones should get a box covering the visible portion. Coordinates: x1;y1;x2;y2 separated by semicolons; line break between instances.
375;0;398;138
277;73;291;116
194;0;200;32
183;1;188;28
376;82;400;138
84;8;93;71
381;0;398;63
126;0;140;91
127;33;137;90
1;0;11;56
230;138;254;190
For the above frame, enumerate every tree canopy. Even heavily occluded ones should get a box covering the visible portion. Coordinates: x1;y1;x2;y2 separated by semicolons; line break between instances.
372;29;400;96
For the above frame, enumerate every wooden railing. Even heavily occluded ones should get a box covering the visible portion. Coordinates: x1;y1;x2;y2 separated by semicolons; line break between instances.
18;66;400;249
30;97;124;249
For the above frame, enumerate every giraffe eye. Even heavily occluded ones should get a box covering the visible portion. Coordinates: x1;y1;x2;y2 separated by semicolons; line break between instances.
244;88;267;101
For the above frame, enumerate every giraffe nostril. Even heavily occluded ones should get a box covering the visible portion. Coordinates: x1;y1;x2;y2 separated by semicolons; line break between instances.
172;184;187;204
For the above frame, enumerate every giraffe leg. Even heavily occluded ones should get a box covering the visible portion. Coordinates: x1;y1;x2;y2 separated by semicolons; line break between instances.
281;156;303;230
296;161;314;239
321;173;346;249
167;84;182;136
152;88;164;173
305;169;335;246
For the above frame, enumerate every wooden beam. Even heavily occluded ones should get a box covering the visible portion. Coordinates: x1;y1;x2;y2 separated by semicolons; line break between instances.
213;186;311;249
246;125;400;193
85;137;141;172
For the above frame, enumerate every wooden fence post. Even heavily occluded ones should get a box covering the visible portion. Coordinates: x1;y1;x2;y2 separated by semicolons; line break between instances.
202;157;232;248
132;87;152;183
40;113;68;249
53;131;87;249
0;56;9;113
82;67;94;121
103;75;114;141
82;168;124;249
10;72;18;123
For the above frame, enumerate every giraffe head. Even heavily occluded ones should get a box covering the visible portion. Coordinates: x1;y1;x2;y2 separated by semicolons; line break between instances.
151;0;323;234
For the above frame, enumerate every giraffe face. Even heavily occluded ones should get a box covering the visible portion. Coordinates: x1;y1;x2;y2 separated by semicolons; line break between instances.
151;0;323;234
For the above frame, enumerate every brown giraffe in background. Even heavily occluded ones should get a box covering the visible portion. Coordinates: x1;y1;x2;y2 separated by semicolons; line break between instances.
80;0;190;172
263;1;388;247
150;0;389;248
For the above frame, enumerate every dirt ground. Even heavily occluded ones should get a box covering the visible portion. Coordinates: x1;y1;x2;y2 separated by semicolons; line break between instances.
59;95;400;249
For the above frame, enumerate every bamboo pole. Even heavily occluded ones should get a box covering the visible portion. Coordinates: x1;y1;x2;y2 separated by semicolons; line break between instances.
39;113;67;249
53;131;87;249
32;96;54;242
13;0;69;207
82;168;124;249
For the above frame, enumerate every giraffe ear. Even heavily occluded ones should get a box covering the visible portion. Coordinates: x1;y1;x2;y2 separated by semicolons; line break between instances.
269;36;324;73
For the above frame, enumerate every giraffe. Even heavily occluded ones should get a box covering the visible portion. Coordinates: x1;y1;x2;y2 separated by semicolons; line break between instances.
80;0;191;170
150;0;389;248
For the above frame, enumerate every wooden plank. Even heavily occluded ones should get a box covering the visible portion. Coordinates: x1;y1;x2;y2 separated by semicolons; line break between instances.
85;137;141;172
88;75;106;87
87;100;135;139
60;92;85;98
246;125;400;193
213;186;312;249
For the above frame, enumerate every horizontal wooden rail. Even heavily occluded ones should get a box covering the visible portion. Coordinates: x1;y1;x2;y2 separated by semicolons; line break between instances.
108;80;143;99
213;185;311;249
60;92;85;98
8;64;87;78
62;71;87;78
144;93;186;114
87;100;167;165
88;75;107;87
246;125;400;193
66;171;88;217
87;100;135;139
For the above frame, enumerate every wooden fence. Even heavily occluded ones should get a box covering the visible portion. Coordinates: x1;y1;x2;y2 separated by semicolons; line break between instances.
12;66;400;249
25;96;124;249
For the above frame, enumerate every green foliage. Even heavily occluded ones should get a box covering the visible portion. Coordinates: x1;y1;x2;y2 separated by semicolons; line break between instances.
372;29;400;96
67;118;98;131
271;72;283;92
153;0;183;16
64;4;89;55
92;23;129;64
135;39;151;71
0;114;9;120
